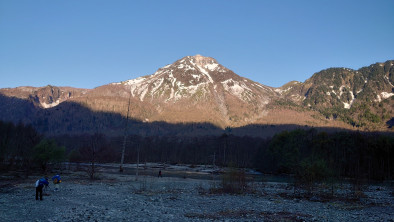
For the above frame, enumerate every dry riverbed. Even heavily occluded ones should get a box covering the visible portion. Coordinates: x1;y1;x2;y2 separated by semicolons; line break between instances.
0;166;393;221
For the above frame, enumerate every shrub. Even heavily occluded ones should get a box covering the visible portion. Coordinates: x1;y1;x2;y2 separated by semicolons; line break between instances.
210;167;248;194
296;158;332;192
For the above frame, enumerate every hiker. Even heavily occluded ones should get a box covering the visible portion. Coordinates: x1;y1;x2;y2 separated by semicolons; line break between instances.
158;170;162;178
52;174;62;191
35;177;49;200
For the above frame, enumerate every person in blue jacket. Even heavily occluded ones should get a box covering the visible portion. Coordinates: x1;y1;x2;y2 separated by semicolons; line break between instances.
35;177;49;200
52;174;61;191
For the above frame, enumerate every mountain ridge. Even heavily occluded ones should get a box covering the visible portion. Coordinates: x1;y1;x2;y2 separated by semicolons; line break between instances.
0;55;393;135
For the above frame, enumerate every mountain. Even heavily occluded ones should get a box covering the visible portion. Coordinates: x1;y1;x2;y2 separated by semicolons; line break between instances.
277;60;394;129
0;85;89;108
0;55;393;136
108;55;278;126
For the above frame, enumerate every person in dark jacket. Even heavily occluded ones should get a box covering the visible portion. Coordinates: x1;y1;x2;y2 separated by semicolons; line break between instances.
35;177;49;200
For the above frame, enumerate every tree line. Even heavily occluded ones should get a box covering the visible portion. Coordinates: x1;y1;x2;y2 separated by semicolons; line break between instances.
0;120;65;177
264;129;393;186
1;119;393;183
57;128;394;182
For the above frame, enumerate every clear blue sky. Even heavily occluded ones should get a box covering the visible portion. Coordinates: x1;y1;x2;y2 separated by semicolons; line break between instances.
1;0;393;89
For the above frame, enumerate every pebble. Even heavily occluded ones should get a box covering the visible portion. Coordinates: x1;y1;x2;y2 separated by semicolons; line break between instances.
1;174;393;222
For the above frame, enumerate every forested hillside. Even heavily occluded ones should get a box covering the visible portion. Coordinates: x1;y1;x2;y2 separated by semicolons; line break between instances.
280;60;394;129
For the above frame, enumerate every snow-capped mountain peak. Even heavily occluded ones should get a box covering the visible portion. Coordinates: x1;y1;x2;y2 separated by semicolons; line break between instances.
116;55;274;105
189;54;220;71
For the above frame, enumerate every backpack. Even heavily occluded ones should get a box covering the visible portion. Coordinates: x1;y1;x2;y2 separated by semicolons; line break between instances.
53;178;61;184
35;180;39;188
53;175;61;184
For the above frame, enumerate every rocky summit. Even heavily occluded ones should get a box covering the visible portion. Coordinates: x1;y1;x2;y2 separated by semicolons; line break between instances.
0;55;393;136
110;55;277;126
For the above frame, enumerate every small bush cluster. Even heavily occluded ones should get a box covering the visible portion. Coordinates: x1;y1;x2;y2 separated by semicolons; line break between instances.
209;168;249;194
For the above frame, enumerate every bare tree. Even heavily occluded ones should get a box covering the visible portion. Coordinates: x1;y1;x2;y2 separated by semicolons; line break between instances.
136;142;140;181
120;95;131;172
80;133;105;179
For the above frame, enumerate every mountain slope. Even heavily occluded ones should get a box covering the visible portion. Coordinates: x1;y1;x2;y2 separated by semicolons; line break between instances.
0;56;393;136
89;55;279;127
277;60;394;129
0;85;89;108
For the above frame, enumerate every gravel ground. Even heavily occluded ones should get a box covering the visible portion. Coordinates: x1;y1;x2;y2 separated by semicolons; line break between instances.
0;170;393;222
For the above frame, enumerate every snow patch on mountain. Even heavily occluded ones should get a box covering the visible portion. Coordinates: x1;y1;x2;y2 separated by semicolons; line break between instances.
255;83;271;92
331;90;337;96
375;92;394;103
124;77;146;86
128;79;147;98
275;87;292;94
138;84;150;101
381;92;394;99
196;65;214;83
177;63;195;71
339;85;346;96
222;80;244;96
168;73;177;87
180;82;208;96
255;84;264;89
204;63;218;71
384;75;394;87
41;99;60;109
342;91;355;109
221;79;254;101
192;74;202;81
343;102;351;109
150;78;164;97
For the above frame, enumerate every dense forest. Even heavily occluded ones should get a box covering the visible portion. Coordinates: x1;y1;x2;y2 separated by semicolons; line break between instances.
0;120;65;177
1;120;393;183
